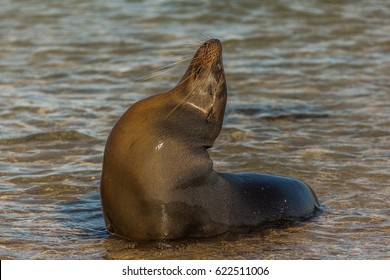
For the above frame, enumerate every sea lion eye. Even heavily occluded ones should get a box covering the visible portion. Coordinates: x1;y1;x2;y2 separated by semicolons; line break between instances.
195;66;202;76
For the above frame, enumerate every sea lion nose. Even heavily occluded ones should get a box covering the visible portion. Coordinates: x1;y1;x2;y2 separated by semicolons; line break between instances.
206;38;221;47
201;39;222;60
206;39;222;52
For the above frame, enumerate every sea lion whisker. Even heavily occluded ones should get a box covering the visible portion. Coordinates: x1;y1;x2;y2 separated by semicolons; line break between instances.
164;73;199;120
164;90;194;120
139;58;191;81
190;35;214;48
166;67;215;120
174;68;197;88
203;34;214;41
140;65;186;81
155;57;191;70
185;38;206;49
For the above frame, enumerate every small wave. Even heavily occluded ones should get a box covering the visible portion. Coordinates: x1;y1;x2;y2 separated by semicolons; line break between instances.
229;106;329;121
0;131;96;145
260;112;329;121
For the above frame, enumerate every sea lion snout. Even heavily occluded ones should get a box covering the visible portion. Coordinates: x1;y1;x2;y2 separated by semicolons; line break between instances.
199;39;222;62
190;39;223;71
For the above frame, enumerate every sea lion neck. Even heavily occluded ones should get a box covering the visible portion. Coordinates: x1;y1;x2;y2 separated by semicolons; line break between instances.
165;38;227;148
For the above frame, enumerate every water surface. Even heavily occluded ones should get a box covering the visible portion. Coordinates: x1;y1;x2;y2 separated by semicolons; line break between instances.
1;0;389;259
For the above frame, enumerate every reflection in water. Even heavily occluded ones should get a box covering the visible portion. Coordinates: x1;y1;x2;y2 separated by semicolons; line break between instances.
0;0;389;259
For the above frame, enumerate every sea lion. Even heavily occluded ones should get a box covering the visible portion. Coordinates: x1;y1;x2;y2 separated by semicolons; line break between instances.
100;39;320;241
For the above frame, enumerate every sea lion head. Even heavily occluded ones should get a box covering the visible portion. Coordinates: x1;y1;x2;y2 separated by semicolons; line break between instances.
166;38;227;147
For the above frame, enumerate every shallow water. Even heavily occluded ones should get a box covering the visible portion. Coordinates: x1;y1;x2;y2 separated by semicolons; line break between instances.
1;0;389;259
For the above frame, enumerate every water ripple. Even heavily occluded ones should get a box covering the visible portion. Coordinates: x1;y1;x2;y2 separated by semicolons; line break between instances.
0;0;389;259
